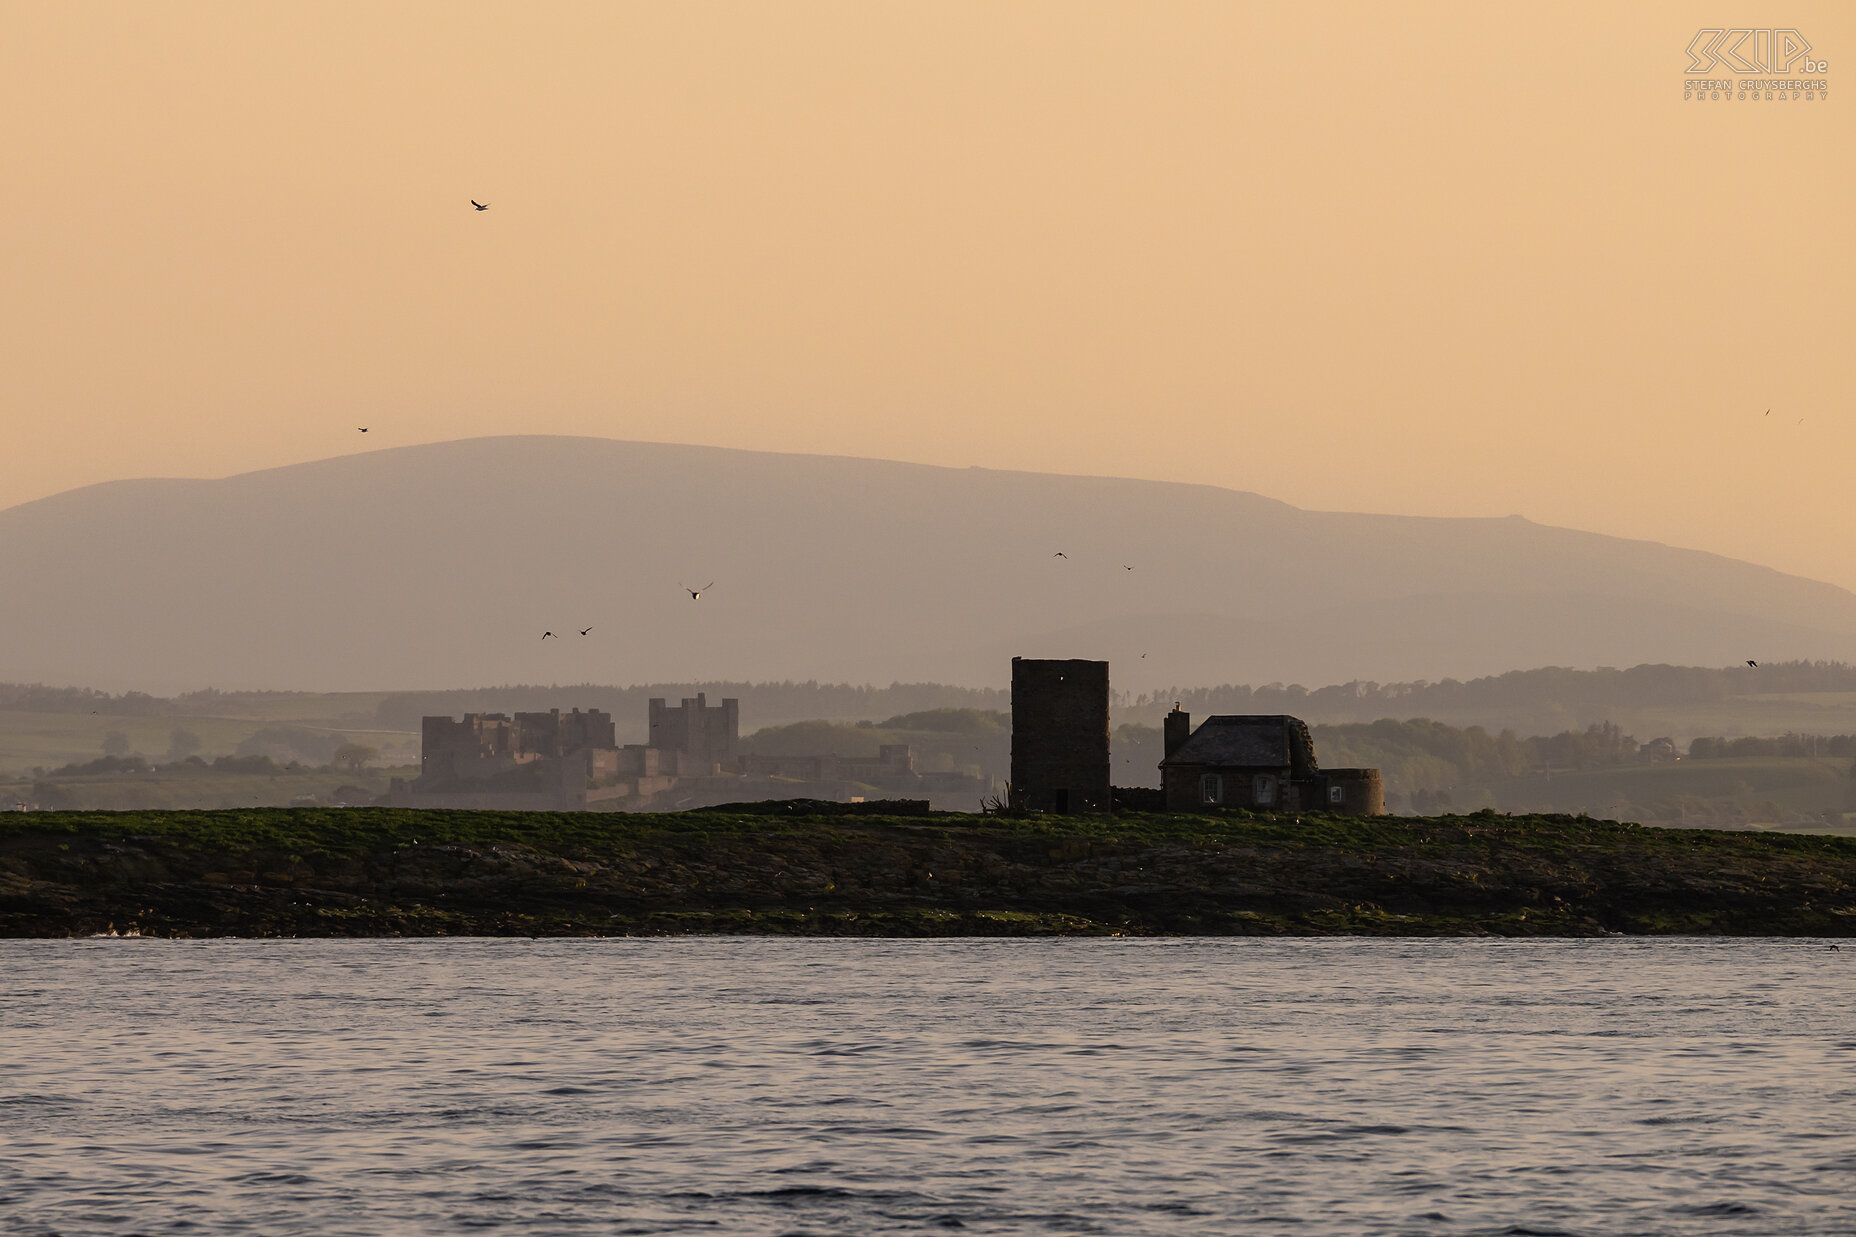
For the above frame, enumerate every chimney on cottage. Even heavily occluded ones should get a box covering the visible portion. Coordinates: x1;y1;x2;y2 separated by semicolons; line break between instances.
1164;706;1192;758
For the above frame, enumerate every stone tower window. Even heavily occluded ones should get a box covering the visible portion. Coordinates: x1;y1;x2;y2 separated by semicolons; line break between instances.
1328;784;1346;805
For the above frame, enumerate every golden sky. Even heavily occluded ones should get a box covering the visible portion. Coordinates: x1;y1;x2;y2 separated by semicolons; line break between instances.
5;2;1852;587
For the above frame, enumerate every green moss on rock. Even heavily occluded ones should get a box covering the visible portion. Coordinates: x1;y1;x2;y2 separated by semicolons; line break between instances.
1;807;1852;937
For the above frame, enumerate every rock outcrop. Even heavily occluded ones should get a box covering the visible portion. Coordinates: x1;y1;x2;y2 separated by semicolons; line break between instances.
2;808;1854;938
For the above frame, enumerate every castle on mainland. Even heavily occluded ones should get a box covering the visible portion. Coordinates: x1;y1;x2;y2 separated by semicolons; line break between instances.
387;692;991;813
389;658;1382;815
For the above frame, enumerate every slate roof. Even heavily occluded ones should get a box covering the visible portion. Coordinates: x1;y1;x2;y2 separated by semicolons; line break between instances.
1161;715;1319;774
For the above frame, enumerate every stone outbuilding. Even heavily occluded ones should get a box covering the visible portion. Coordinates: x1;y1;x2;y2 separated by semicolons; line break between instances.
1159;710;1383;815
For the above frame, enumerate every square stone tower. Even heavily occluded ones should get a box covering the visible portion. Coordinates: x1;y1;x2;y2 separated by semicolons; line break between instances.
1010;657;1110;813
647;693;740;770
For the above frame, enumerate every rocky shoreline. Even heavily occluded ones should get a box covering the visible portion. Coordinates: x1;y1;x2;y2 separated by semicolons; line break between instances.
3;807;1854;938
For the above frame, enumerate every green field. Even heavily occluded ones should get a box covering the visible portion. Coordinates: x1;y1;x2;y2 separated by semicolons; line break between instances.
0;763;418;811
0;706;417;776
1448;758;1855;833
1598;693;1856;745
1289;693;1856;744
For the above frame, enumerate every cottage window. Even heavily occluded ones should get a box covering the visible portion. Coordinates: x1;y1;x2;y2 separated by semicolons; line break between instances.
1200;774;1222;804
1328;784;1346;805
1253;774;1276;806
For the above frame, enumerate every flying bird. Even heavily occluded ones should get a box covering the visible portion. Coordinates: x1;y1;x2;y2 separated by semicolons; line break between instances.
1053;552;1067;559
1124;565;1134;571
472;200;489;211
683;583;715;600
357;427;368;433
542;631;557;640
1746;659;1758;667
579;627;593;636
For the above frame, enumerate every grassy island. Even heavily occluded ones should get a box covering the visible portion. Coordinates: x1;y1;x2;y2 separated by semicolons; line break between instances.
3;806;1854;938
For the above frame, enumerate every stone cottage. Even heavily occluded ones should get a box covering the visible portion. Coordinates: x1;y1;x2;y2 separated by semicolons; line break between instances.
1159;709;1383;815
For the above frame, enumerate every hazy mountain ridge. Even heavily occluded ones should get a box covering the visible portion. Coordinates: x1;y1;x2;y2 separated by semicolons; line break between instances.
4;435;1855;694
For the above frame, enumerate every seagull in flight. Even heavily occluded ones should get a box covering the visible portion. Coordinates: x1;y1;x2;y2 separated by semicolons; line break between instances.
683;582;714;600
1746;659;1758;667
1053;552;1067;559
472;200;489;211
579;627;593;636
542;631;557;640
357;427;368;433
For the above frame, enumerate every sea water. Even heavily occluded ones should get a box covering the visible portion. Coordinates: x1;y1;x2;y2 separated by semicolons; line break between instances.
1;938;1851;1235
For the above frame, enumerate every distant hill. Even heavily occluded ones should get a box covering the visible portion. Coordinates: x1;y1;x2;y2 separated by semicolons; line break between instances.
5;435;1856;693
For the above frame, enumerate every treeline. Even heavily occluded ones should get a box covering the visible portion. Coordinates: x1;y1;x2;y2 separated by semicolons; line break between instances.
37;753;326;779
0;684;331;717
740;710;1009;766
0;684;175;715
1124;661;1856;723
0;679;1013;728
1308;718;1856;809
1688;734;1856;759
1311;719;1645;792
9;659;1856;727
371;682;1009;730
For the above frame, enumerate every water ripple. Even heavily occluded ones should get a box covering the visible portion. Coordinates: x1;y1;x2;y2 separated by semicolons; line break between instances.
0;938;1852;1235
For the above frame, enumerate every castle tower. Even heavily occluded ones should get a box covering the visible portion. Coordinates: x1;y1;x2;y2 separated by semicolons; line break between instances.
1010;657;1110;813
647;692;740;770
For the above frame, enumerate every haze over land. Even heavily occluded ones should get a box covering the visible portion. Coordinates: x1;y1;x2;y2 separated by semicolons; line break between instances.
6;435;1856;695
4;4;1852;594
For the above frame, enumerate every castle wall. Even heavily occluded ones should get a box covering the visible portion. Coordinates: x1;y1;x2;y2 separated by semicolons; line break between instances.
512;708;617;756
